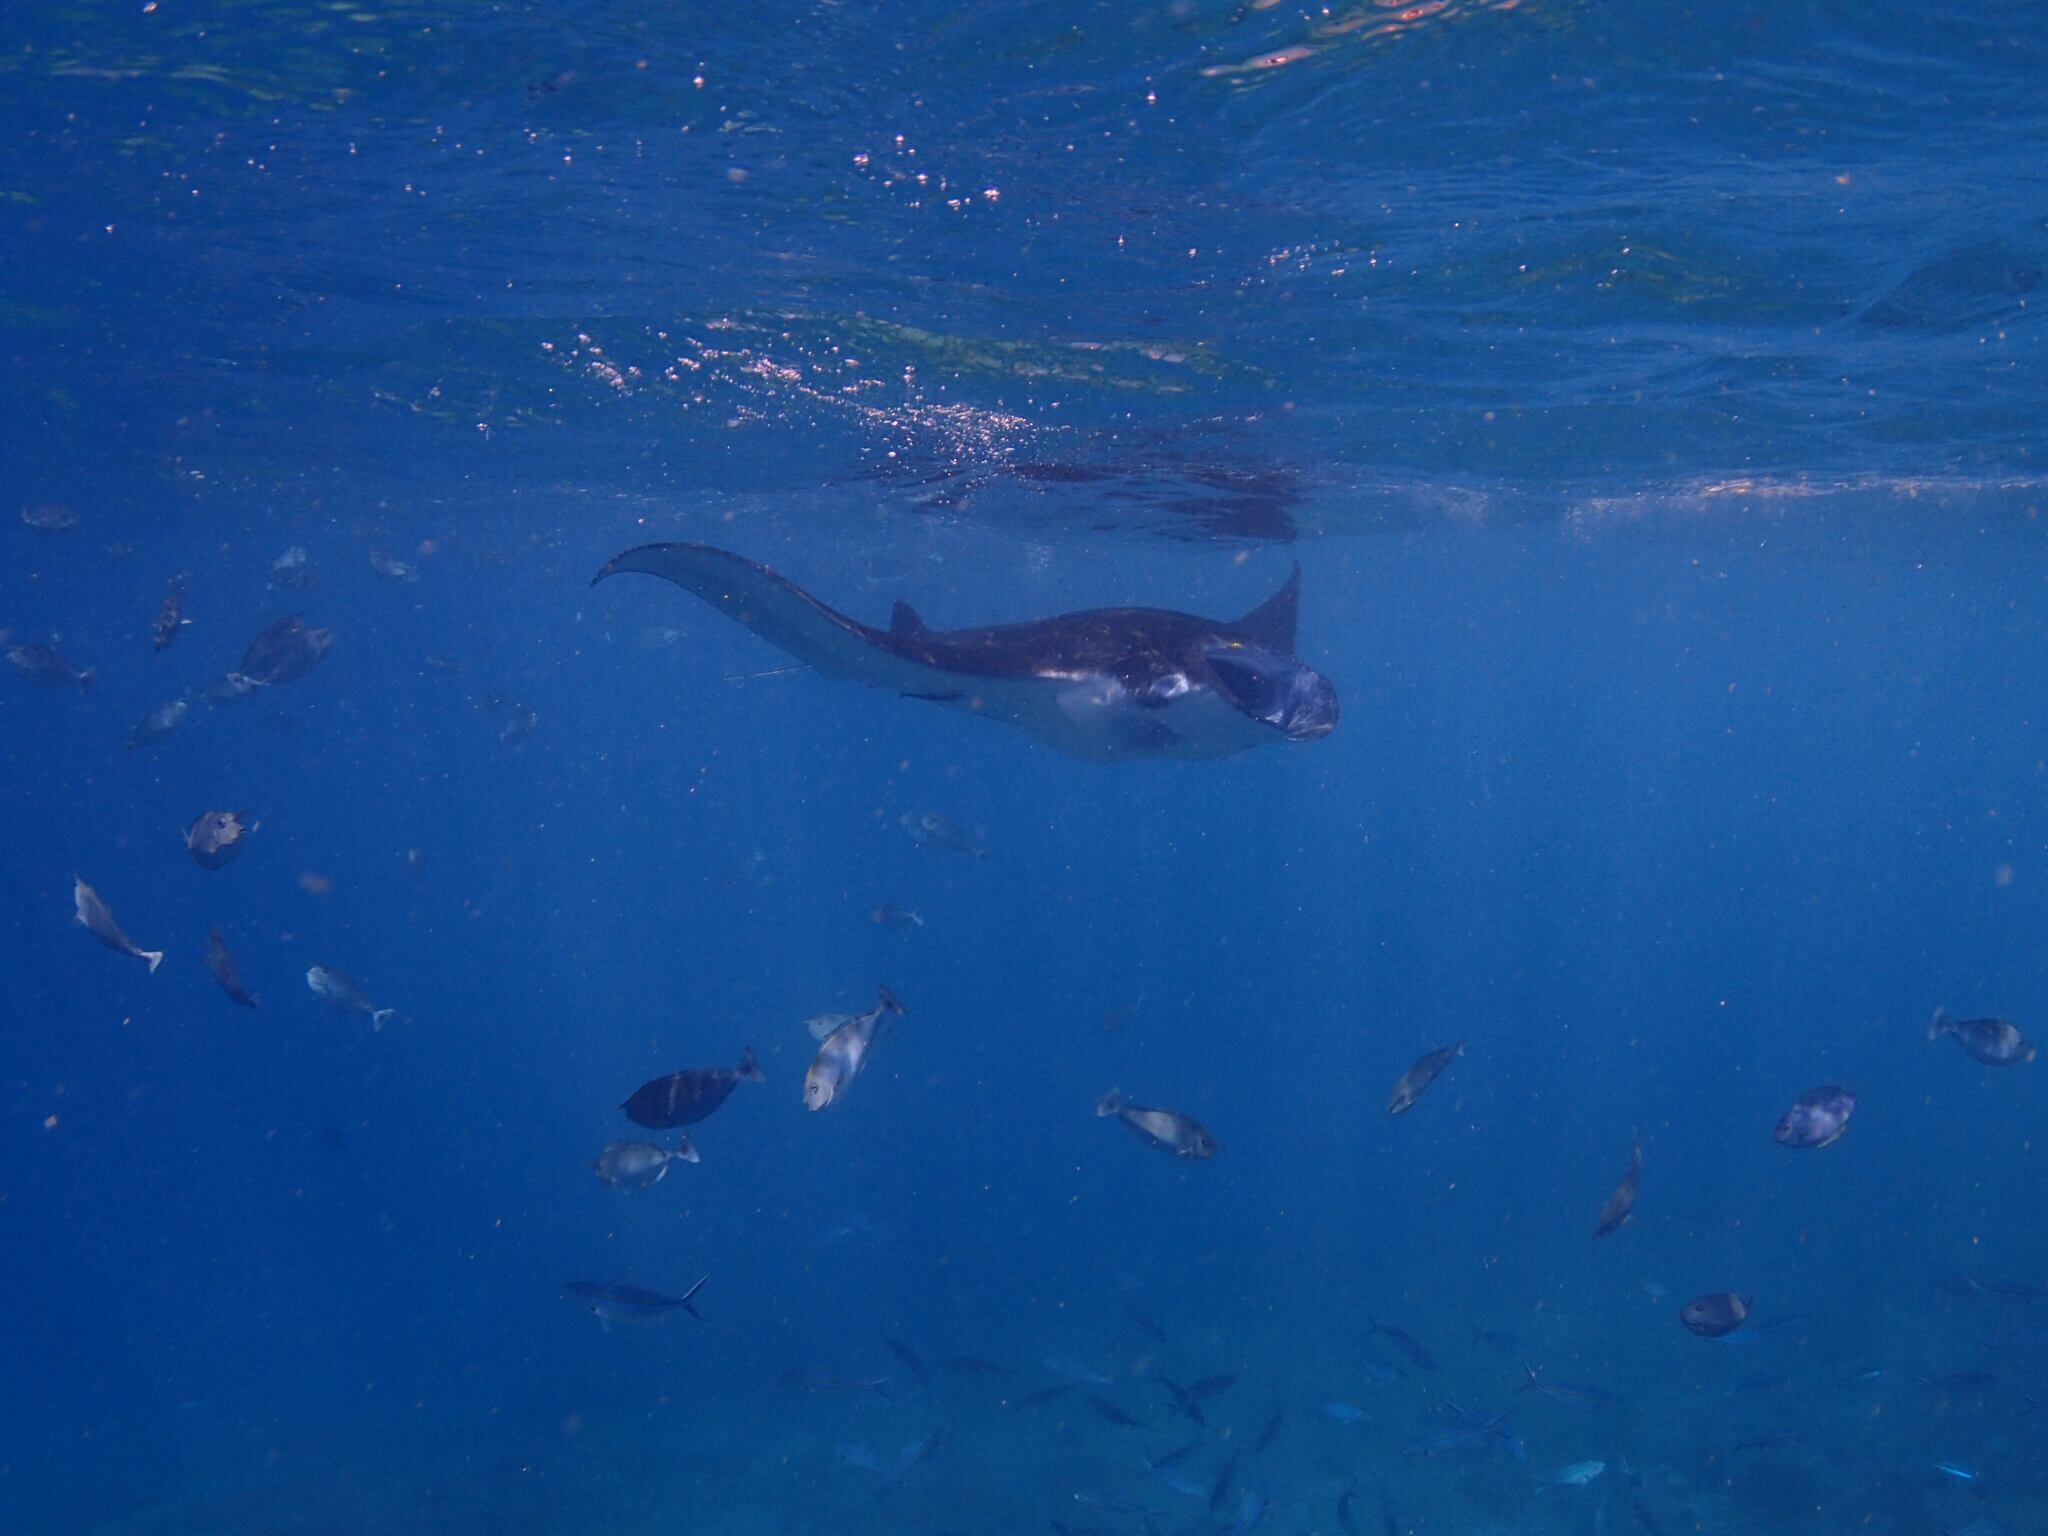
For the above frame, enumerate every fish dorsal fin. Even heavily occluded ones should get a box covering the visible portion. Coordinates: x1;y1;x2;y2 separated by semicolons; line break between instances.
1232;563;1301;652
890;600;929;638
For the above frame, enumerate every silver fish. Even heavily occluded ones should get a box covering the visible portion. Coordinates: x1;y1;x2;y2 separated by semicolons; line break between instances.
1388;1043;1462;1114
129;695;191;748
72;877;162;972
9;642;93;691
1930;1006;2036;1065
307;965;394;1029
269;545;315;589
185;809;254;869
803;986;905;1110
369;548;420;583
905;811;988;860
1096;1086;1218;1158
592;1137;698;1188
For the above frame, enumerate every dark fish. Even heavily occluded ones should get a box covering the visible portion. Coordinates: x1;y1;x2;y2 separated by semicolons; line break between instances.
1337;1483;1362;1536
591;1138;697;1188
886;1337;931;1393
129;695;191;747
1156;1375;1204;1425
1680;1292;1752;1338
804;987;905;1111
204;927;258;1007
623;1046;767;1128
186;810;254;869
1096;1086;1218;1158
72;877;162;972
1370;1320;1435;1370
9;642;93;691
1978;1280;2048;1302
1915;1369;1996;1392
1123;1305;1167;1343
1021;1384;1072;1406
1595;1137;1643;1236
939;1355;1010;1377
1188;1374;1238;1399
781;1372;892;1399
1208;1451;1238;1513
1387;1044;1461;1114
565;1275;706;1327
1087;1394;1146;1427
1253;1404;1284;1452
236;615;334;687
1775;1086;1856;1148
153;576;187;652
1930;1006;2036;1065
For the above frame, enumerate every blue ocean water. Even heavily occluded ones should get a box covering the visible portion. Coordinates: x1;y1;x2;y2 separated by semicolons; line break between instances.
3;0;2044;1532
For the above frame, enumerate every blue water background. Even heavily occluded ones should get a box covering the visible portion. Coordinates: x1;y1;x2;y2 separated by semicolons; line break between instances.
3;0;2045;1532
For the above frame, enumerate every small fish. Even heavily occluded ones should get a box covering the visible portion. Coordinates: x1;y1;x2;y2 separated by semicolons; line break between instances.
782;1372;892;1399
153;576;188;652
1544;1460;1606;1487
1596;1136;1644;1236
906;810;988;859
185;810;254;869
1732;1430;1805;1452
1933;1460;1980;1483
1142;1457;1204;1498
804;986;905;1111
1359;1354;1406;1383
1930;1006;2036;1065
129;695;191;748
1221;1485;1270;1536
1150;1434;1203;1469
236;615;334;687
22;502;79;532
877;1427;945;1495
498;705;539;745
369;548;420;583
1096;1086;1218;1158
1387;1043;1462;1114
204;927;258;1007
1020;1383;1072;1406
1188;1374;1238;1399
1322;1402;1369;1423
1087;1394;1146;1427
1336;1483;1362;1536
885;1336;931;1393
1472;1326;1526;1354
870;902;924;929
591;1137;698;1189
1253;1404;1284;1452
1520;1360;1620;1411
306;965;394;1029
1680;1293;1752;1338
566;1275;706;1328
1156;1374;1204;1425
1774;1086;1856;1149
1123;1305;1167;1343
269;545;315;589
1208;1451;1239;1514
1916;1369;1996;1392
1370;1320;1435;1370
72;877;162;972
9;642;93;691
622;1047;766;1128
1046;1357;1114;1385
939;1355;1010;1377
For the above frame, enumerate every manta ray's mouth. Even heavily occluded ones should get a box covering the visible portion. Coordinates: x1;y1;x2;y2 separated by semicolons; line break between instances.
1204;644;1340;741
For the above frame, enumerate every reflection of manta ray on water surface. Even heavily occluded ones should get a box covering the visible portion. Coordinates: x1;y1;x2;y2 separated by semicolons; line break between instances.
591;542;1338;761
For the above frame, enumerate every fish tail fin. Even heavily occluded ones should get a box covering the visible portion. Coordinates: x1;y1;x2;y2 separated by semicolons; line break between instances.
1929;1006;1950;1041
77;668;95;692
143;950;163;973
371;1008;394;1030
877;984;905;1016
1096;1086;1122;1117
737;1045;765;1082
675;1134;701;1164
678;1274;709;1319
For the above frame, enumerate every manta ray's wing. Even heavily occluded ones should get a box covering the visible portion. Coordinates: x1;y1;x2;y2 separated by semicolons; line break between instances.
592;542;968;695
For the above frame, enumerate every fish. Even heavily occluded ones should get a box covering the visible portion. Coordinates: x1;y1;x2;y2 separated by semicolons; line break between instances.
622;1047;766;1128
1046;1358;1114;1385
1142;1457;1205;1498
1020;1384;1073;1406
1731;1430;1805;1452
306;965;394;1028
1370;1320;1435;1370
885;1336;931;1393
21;502;78;532
369;548;420;583
1406;1405;1526;1459
804;986;905;1111
1934;1461;1980;1482
1596;1136;1643;1236
565;1275;706;1328
1774;1085;1857;1148
72;877;162;972
498;705;539;745
1519;1360;1621;1411
876;1427;945;1495
590;542;1338;762
591;1137;698;1188
782;1372;893;1399
1155;1374;1204;1425
1336;1483;1363;1536
1123;1305;1167;1343
1208;1451;1239;1514
1930;1006;2036;1065
1087;1394;1146;1427
906;810;989;859
269;545;315;589
870;902;924;929
8;642;93;691
1253;1404;1284;1452
1096;1086;1218;1158
1322;1402;1369;1423
185;810;254;869
1359;1354;1406;1383
1221;1486;1270;1536
129;695;191;748
1680;1292;1752;1338
1544;1460;1607;1487
152;576;188;652
235;615;334;687
1387;1044;1462;1114
204;928;258;1007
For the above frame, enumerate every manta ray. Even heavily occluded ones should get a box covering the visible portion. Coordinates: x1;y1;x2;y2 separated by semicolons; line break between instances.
591;543;1339;761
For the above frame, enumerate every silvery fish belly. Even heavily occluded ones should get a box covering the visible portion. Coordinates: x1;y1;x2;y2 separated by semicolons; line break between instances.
802;987;903;1111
